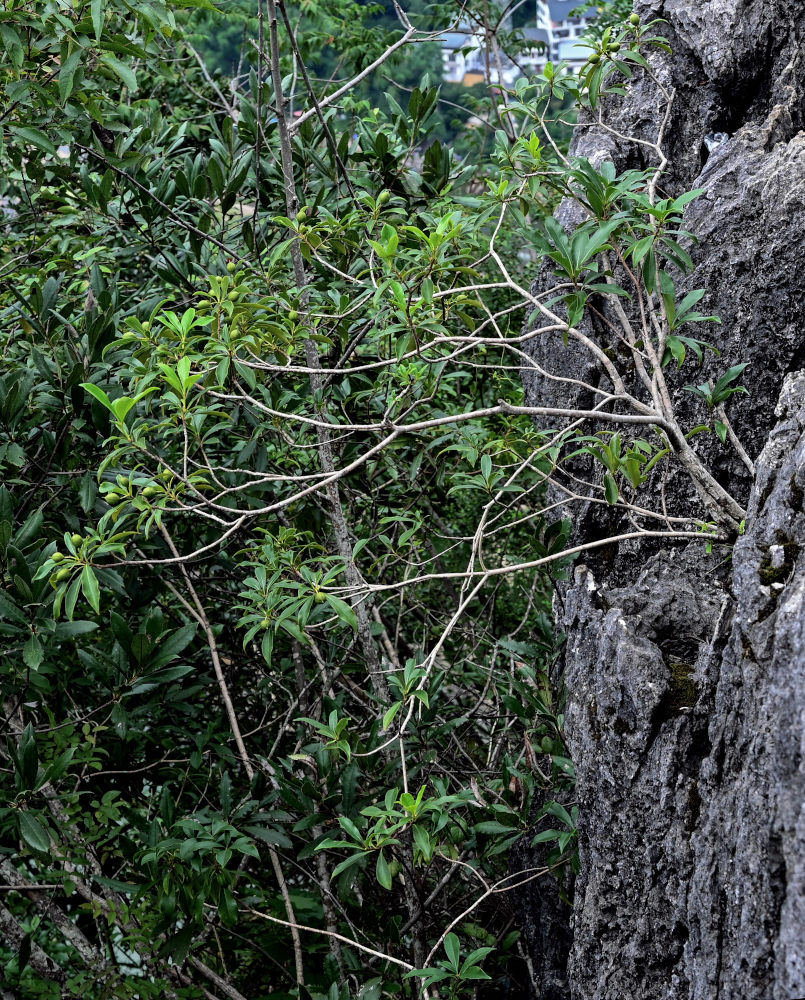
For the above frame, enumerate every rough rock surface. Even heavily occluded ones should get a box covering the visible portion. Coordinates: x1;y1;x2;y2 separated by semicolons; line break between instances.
517;1;805;997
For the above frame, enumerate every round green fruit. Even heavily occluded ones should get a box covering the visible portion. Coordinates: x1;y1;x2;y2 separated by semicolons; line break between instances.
160;468;172;480
629;12;640;24
226;261;236;273
588;52;601;64
105;493;122;506
227;290;239;301
296;207;307;221
608;42;621;52
55;567;72;582
141;320;151;332
288;310;299;321
377;190;391;205
51;552;65;563
143;486;158;498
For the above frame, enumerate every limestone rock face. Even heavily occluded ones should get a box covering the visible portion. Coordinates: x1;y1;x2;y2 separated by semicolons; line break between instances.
685;374;805;1000
518;1;805;996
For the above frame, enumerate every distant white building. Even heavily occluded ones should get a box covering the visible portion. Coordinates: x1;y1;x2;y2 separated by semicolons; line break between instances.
440;30;486;85
440;1;610;86
537;0;607;65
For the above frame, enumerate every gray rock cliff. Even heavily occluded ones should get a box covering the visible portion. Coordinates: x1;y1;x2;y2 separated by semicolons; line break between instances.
518;1;805;997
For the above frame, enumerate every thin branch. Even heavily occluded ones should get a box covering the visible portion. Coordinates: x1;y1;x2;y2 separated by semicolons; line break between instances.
247;907;414;970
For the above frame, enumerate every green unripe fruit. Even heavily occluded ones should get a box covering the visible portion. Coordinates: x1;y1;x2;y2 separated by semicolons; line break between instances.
629;12;640;24
313;590;326;604
288;310;299;321
71;533;83;546
51;552;65;563
227;290;239;301
105;492;122;506
55;567;72;582
141;320;151;332
226;261;236;273
160;468;172;480
608;42;621;52
588;52;601;64
143;486;158;498
296;207;307;221
377;190;391;206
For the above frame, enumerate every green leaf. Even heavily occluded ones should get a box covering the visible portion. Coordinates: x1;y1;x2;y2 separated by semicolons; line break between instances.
666;336;686;367
101;55;137;92
412;824;432;860
80;383;113;411
462;946;495;969
80;565;101;614
9;127;56;156
19;724;38;788
15;510;43;550
338;816;363;843
676;288;706;317
0;24;24;70
64;576;82;621
323;594;358;631
261;629;273;666
375;849;392;890
77;473;98;513
58;50;82;104
604;472;619;505
404;968;451;985
543;801;576;828
444;932;460;971
382;701;402;731
53;620;98;638
714;362;749;395
23;634;44;670
128;665;193;695
0;590;26;625
150;624;196;666
672;188;704;210
18;812;50;854
630;234;654;265
474;820;518;835
531;828;563;845
244;825;293;849
130;633;153;664
160;924;193;964
460;966;492;981
91;0;105;42
219;887;238;925
331;852;369;879
41;747;75;786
